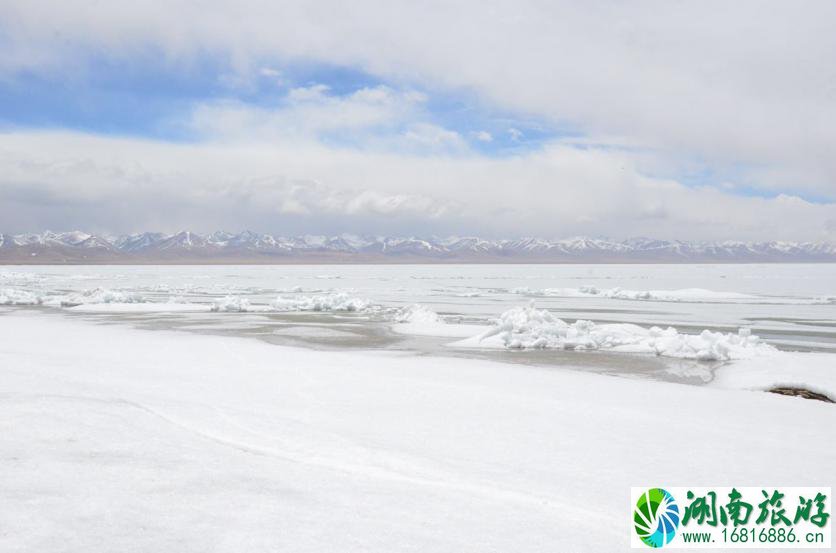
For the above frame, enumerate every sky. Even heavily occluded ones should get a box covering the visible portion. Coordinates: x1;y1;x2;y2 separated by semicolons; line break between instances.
0;1;835;241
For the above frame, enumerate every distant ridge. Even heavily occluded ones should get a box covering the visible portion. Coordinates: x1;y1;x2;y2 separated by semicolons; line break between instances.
1;231;835;264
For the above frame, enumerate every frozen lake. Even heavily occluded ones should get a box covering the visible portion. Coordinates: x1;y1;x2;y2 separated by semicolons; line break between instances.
3;263;836;386
4;264;836;337
2;264;835;552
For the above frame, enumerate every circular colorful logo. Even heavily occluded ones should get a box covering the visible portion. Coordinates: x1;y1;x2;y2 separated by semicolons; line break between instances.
634;488;680;548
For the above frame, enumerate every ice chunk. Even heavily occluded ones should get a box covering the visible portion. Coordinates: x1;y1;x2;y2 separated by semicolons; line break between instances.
463;303;776;361
395;304;442;324
58;287;147;307
0;288;43;305
511;285;758;303
211;296;252;312
271;292;370;312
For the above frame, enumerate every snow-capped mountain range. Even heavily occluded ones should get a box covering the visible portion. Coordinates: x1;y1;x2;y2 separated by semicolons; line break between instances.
2;230;835;263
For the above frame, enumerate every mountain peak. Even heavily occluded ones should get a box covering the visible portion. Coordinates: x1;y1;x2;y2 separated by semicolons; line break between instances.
1;230;834;263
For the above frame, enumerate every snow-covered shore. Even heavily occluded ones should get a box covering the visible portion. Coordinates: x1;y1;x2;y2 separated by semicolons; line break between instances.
1;310;834;552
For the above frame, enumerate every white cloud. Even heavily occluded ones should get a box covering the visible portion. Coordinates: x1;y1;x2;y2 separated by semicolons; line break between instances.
3;0;833;199
1;1;835;236
1;130;835;241
189;84;425;141
400;123;467;153
185;84;472;156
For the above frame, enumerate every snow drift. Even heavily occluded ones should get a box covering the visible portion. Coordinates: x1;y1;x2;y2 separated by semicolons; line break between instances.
2;309;834;553
390;304;482;338
458;303;776;361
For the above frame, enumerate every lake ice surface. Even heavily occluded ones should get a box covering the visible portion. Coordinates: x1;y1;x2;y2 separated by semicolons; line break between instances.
3;263;836;347
2;264;835;552
3;263;836;390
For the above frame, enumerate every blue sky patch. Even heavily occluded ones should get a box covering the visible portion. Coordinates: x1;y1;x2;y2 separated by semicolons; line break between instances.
0;51;565;154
